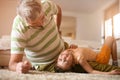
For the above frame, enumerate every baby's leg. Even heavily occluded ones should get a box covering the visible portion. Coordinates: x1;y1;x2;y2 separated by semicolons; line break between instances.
104;36;118;66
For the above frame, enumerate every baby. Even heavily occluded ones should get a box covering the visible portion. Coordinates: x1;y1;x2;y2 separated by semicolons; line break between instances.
55;36;119;74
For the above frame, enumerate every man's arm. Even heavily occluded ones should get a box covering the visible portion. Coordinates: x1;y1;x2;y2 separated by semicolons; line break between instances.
9;54;23;71
9;54;31;73
56;5;62;35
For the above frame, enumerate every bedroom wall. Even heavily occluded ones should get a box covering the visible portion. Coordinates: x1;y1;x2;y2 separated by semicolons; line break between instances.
76;11;103;42
62;10;104;43
0;0;105;43
0;0;18;37
75;1;115;42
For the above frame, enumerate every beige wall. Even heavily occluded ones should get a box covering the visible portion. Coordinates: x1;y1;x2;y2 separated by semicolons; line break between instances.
0;0;18;37
0;0;106;42
76;11;103;42
0;0;102;42
0;0;77;39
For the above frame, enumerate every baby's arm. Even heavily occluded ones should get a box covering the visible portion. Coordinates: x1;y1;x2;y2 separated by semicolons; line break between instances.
69;44;78;49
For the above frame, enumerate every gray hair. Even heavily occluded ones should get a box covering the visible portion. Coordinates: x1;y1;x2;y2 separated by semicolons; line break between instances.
17;0;42;22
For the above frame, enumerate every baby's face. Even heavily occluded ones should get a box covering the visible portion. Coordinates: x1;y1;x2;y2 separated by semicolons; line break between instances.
57;49;74;70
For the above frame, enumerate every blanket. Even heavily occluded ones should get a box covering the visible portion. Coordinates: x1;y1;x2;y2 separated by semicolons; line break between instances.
0;69;120;80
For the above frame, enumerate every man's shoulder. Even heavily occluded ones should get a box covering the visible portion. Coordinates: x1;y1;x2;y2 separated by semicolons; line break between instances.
12;15;29;31
41;0;52;3
13;15;27;26
14;15;23;23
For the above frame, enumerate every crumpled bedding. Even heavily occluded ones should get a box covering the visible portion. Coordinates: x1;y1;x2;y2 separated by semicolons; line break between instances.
0;35;11;50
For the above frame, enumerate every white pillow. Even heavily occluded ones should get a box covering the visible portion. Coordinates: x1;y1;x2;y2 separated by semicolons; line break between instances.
0;35;11;50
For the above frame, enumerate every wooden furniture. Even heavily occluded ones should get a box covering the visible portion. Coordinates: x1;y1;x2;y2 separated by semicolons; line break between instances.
0;50;27;67
0;50;10;67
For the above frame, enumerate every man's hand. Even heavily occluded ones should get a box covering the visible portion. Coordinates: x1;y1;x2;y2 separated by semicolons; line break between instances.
16;61;31;74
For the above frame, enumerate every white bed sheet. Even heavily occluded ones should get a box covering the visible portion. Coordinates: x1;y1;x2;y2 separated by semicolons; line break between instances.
0;36;120;66
0;36;120;59
0;39;10;50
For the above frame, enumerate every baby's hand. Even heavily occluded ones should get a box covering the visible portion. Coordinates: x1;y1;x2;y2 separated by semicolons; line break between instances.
69;44;78;49
109;69;120;75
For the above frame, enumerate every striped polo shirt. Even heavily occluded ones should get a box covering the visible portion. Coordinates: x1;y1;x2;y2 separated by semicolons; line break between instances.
11;0;65;65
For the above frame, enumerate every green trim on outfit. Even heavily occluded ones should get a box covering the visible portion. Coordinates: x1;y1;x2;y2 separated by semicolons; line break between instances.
71;61;120;73
88;61;120;72
33;61;120;72
33;61;56;72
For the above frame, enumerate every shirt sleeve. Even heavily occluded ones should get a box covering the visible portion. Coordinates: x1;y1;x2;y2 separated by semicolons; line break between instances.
42;0;58;16
11;15;27;54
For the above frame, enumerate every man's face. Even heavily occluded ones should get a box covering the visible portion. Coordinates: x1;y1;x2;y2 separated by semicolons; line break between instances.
57;50;74;70
27;12;45;28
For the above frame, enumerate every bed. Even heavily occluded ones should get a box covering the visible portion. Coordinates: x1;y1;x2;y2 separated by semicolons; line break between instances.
0;36;100;67
0;36;120;80
0;35;120;66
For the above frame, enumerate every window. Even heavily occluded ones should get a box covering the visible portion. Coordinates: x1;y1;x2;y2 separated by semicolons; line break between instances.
104;0;120;40
113;13;120;39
